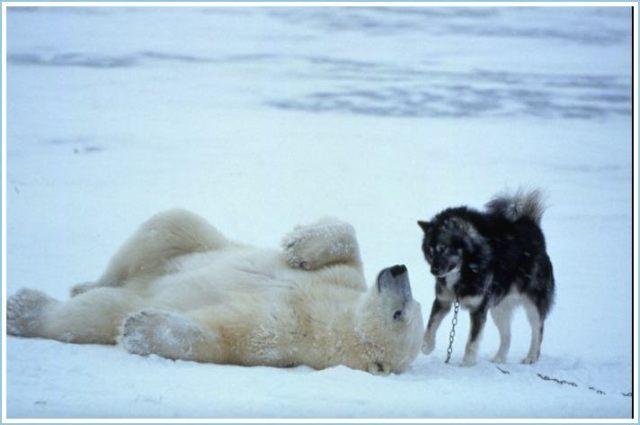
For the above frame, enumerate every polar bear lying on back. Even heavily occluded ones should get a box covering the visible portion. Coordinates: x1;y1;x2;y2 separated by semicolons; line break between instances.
8;210;424;375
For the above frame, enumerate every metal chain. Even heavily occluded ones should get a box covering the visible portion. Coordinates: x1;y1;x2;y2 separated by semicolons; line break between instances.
445;297;460;364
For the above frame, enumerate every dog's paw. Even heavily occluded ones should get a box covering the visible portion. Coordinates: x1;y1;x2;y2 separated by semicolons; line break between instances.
7;289;55;337
521;354;539;365
421;338;435;355
460;356;477;367
491;354;507;364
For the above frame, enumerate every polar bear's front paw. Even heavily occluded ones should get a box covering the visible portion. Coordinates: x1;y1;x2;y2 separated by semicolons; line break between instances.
282;236;315;271
7;289;56;337
281;219;357;271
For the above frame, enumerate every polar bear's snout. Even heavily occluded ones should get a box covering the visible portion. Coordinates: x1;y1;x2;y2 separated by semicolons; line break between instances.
389;264;407;277
376;264;412;300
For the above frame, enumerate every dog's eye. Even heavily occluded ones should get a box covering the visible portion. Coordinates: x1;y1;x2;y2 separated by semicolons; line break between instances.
436;244;444;253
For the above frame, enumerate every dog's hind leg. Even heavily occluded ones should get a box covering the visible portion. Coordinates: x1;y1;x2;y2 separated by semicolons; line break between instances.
490;299;516;363
522;297;543;364
520;255;554;364
71;209;228;297
281;218;362;271
462;302;488;366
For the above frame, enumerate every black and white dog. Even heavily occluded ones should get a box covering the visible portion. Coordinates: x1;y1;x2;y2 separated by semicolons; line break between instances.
418;189;555;365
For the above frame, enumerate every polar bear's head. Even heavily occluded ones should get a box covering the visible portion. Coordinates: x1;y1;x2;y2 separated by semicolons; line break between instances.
354;265;424;375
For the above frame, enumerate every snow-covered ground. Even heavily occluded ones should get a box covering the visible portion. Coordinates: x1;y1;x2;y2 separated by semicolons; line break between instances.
5;6;633;419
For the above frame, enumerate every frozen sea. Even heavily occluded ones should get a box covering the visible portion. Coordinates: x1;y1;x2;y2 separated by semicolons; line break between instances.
5;6;634;419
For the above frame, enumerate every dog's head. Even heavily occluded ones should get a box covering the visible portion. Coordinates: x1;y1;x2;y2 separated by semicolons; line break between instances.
418;213;490;278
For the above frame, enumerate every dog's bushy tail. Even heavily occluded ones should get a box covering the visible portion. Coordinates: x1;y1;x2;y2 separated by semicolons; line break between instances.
485;188;545;225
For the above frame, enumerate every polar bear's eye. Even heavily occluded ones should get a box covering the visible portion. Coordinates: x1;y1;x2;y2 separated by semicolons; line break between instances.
393;310;403;320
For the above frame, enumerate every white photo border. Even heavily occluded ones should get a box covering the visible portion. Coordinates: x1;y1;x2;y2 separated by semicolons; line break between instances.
1;2;637;423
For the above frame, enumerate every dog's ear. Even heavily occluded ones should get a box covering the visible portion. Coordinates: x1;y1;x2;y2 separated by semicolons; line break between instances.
417;220;430;232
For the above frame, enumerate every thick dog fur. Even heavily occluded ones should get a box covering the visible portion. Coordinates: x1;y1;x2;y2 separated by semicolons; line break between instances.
7;210;424;375
418;189;555;365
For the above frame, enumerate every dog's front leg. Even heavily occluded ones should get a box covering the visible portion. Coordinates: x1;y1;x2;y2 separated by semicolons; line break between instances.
461;304;488;366
422;288;453;355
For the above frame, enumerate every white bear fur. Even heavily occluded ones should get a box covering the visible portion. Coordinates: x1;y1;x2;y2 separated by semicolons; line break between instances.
7;209;424;375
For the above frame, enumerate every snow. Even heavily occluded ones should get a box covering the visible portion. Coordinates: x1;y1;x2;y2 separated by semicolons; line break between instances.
5;6;633;419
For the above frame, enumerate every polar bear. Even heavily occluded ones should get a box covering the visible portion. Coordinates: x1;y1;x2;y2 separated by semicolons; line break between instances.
7;209;424;375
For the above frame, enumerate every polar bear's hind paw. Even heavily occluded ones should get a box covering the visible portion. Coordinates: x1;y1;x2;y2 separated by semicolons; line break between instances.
120;309;212;361
119;310;164;356
7;289;56;337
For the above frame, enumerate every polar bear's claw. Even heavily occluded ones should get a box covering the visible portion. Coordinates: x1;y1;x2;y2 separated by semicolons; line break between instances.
282;232;313;270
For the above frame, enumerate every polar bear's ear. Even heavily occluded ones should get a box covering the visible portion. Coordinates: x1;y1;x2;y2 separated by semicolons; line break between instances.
417;220;430;233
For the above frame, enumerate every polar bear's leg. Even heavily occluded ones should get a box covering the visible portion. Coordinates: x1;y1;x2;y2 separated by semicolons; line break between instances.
281;218;362;271
8;287;142;344
120;309;222;363
71;209;228;297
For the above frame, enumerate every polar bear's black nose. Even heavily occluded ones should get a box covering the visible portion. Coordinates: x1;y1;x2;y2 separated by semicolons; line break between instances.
390;264;407;277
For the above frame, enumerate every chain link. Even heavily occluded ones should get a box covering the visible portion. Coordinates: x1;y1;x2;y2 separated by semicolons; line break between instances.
445;297;460;364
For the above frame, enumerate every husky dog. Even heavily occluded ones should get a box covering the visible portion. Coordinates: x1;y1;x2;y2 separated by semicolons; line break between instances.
418;190;555;365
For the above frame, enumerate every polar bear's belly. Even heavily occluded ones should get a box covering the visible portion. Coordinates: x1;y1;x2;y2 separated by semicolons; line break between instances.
146;248;296;311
